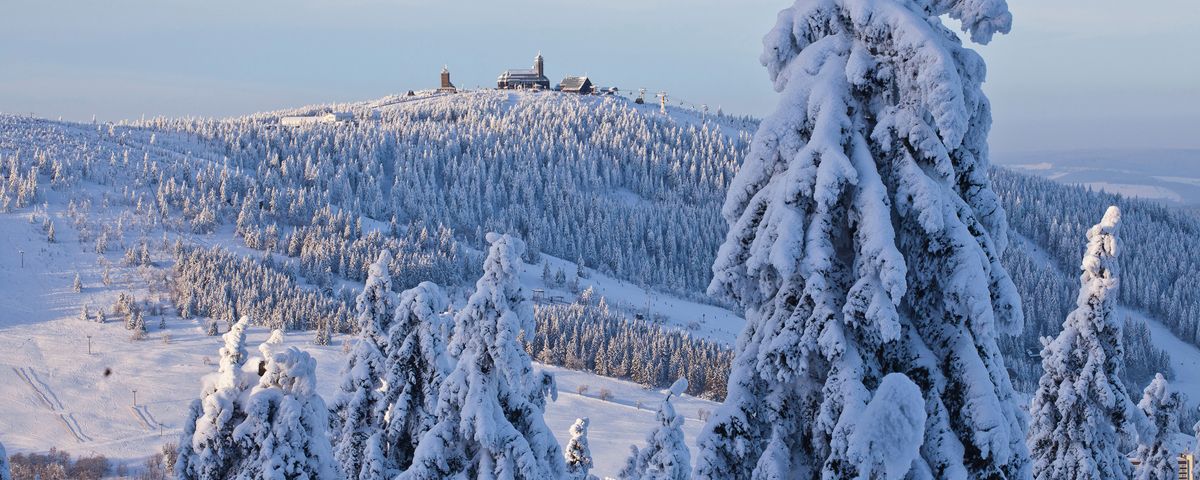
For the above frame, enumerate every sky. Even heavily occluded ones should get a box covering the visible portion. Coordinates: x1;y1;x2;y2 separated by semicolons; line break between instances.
1;0;1196;155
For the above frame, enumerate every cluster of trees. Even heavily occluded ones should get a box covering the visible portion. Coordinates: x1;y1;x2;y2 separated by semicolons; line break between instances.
528;294;733;400
10;87;1199;365
123;93;749;299
176;317;337;479
0;149;43;212
170;245;352;336
2;447;107;480
176;234;695;480
268;208;478;293
172;234;704;479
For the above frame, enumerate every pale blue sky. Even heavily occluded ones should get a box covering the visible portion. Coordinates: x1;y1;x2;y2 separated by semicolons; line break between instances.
1;0;1196;154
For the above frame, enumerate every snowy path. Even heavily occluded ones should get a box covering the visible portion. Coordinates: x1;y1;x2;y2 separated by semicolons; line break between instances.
11;366;91;443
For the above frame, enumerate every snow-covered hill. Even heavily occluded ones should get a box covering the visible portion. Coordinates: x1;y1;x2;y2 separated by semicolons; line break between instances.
0;102;734;474
4;89;1200;475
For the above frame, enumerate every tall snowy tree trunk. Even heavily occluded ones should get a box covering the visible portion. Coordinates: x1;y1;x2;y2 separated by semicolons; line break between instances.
694;0;1027;477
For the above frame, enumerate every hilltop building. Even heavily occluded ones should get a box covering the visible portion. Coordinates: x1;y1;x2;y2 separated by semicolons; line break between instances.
558;76;593;94
438;66;458;93
498;53;551;90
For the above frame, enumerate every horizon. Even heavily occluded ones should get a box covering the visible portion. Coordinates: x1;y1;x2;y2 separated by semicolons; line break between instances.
3;0;1198;154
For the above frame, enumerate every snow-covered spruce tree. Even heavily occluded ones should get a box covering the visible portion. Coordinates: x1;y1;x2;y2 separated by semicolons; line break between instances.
1027;206;1146;480
401;233;564;480
175;399;202;479
621;379;691;480
565;417;595;480
696;0;1027;477
618;446;645;480
332;250;396;480
379;281;451;473
178;316;252;480
233;343;339;479
362;433;388;479
1135;374;1183;480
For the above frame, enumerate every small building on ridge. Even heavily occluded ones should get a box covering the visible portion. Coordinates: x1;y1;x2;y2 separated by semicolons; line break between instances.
558;76;593;94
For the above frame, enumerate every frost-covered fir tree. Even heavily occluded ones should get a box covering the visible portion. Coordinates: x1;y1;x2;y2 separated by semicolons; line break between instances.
695;0;1027;477
233;344;339;479
1135;374;1182;480
362;433;388;480
565;418;595;480
618;446;645;480
1027;206;1145;480
621;379;691;480
130;309;147;336
401;233;564;480
175;399;203;479
73;272;82;293
332;251;396;480
379;281;450;474
314;319;332;346
178;316;252;480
